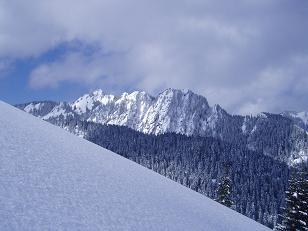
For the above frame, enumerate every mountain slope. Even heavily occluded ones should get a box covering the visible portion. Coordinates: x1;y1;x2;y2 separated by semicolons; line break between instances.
0;101;269;231
281;111;308;131
16;105;290;227
84;123;289;228
16;88;308;165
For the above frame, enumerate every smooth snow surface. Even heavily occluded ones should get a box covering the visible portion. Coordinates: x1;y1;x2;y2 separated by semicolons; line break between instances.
0;101;269;231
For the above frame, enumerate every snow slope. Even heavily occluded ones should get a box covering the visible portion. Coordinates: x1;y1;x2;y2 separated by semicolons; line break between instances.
0;101;269;231
282;111;308;131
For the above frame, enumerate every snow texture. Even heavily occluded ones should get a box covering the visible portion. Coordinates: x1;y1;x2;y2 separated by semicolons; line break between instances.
16;89;308;166
281;111;308;131
0;101;269;231
61;88;213;136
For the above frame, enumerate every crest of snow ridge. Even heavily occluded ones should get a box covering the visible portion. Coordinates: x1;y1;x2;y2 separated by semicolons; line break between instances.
15;88;308;165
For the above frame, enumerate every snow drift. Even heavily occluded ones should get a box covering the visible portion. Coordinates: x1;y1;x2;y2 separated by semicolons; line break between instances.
0;101;269;231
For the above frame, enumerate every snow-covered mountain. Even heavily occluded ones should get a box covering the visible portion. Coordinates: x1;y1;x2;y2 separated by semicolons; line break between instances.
281;111;308;131
18;89;219;135
16;88;307;165
0;101;269;231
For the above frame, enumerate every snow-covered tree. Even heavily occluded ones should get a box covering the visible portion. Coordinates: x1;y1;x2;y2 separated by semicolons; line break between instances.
216;164;233;208
275;166;308;231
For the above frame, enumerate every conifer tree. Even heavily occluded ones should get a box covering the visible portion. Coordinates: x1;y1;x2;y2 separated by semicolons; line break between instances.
216;164;233;208
275;165;308;231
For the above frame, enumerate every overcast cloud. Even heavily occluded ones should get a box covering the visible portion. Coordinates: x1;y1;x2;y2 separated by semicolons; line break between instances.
1;0;308;114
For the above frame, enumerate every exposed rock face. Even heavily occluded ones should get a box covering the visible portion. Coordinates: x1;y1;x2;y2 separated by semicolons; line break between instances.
16;88;308;165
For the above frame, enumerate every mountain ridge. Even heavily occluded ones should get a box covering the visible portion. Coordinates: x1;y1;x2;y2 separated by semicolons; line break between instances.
16;88;308;165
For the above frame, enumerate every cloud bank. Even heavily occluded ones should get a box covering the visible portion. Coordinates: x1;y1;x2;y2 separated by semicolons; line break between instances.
1;0;308;114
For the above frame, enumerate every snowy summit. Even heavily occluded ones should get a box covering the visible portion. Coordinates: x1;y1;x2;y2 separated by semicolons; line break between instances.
0;101;269;231
16;88;308;166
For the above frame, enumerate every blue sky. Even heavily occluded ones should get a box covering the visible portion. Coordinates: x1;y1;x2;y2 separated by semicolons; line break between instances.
0;42;88;104
1;0;308;114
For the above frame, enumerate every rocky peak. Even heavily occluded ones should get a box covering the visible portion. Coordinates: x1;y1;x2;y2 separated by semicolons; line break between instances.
15;88;308;165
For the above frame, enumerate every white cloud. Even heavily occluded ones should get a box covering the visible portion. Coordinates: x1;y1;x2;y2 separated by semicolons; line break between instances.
29;52;106;88
1;0;308;114
234;55;308;114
